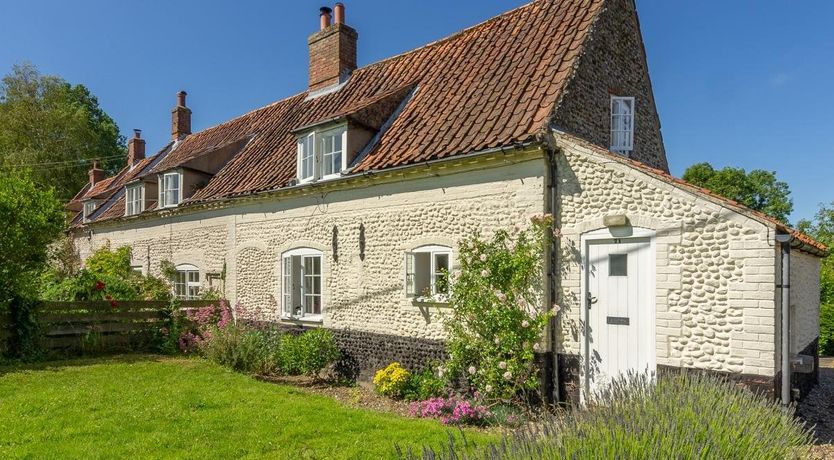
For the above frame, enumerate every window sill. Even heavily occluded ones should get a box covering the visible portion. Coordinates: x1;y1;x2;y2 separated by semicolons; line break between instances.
409;298;451;308
281;315;323;324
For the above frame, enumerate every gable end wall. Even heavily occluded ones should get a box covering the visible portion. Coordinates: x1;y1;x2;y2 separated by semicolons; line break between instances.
553;0;668;172
555;136;778;380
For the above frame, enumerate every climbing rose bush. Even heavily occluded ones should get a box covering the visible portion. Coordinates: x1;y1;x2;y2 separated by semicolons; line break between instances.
444;214;553;401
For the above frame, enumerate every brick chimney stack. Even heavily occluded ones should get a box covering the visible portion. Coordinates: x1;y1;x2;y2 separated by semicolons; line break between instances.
171;90;192;141
308;3;358;92
127;129;146;168
88;160;105;185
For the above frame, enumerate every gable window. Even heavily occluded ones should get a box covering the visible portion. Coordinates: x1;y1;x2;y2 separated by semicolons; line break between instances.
82;200;98;223
160;172;181;208
610;96;635;154
405;245;451;301
125;184;144;216
172;264;200;300
282;248;323;321
296;125;347;182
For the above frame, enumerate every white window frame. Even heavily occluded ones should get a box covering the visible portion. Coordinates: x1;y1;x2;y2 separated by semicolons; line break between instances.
281;248;324;322
82;200;98;223
610;96;635;155
159;171;182;208
125;183;145;216
172;264;200;300
405;245;452;299
296;125;347;183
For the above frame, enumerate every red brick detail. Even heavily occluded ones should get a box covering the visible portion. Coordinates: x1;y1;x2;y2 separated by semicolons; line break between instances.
308;23;358;92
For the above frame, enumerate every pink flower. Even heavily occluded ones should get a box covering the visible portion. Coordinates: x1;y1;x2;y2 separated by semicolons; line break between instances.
503;371;512;380
533;342;541;352
552;303;561;313
468;366;476;375
521;320;529;328
495;291;507;302
499;361;507;370
480;269;489;277
479;254;487;262
485;384;493;393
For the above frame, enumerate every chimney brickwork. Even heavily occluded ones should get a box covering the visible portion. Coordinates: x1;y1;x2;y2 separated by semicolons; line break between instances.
308;4;358;92
127;129;146;167
171;90;192;140
88;161;105;185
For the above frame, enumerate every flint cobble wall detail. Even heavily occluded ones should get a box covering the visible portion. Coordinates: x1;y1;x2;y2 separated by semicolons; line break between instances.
555;136;778;377
553;0;668;172
76;157;546;341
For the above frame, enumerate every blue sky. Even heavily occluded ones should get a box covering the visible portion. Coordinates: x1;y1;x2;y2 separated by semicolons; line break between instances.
1;1;831;223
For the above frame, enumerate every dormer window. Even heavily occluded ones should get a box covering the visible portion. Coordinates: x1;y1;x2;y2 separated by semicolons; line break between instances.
160;171;182;208
610;96;635;154
82;200;98;223
296;125;347;182
125;184;145;216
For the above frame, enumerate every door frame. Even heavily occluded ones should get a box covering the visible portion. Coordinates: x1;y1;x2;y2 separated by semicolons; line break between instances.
580;226;657;401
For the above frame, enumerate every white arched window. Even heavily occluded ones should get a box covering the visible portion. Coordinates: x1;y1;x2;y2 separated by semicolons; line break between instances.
405;245;451;299
173;264;200;300
281;248;323;321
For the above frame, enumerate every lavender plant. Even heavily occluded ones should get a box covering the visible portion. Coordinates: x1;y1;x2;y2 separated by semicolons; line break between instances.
400;372;814;459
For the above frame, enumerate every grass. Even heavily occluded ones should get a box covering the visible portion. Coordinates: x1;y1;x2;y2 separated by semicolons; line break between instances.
0;355;492;459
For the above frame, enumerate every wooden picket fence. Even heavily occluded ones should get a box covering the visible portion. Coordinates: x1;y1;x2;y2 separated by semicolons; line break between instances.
0;300;217;353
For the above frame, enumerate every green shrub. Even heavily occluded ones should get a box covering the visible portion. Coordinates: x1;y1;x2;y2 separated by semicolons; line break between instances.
403;367;446;402
445;215;553;402
201;323;281;375
40;244;172;302
279;329;340;378
821;302;834;356
403;373;813;459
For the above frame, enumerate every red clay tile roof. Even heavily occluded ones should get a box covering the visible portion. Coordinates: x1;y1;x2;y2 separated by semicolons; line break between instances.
68;143;173;226
556;132;829;256
131;0;605;204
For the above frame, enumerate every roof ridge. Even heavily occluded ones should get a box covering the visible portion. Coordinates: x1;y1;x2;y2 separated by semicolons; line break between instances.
359;0;540;71
174;1;542;143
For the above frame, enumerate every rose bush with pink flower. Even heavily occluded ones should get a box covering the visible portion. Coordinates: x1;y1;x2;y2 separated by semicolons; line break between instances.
444;214;554;402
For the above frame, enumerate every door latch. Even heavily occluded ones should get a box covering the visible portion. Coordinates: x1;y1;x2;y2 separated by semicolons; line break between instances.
586;291;598;309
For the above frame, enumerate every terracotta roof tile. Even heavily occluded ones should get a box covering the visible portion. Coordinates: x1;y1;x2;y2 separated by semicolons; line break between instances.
77;0;605;219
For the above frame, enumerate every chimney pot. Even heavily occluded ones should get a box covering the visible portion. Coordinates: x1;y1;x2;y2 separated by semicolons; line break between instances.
308;4;357;91
171;90;192;140
133;128;142;139
320;6;332;30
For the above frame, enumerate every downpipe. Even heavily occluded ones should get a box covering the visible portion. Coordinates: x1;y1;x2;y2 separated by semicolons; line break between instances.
545;147;561;405
776;233;791;405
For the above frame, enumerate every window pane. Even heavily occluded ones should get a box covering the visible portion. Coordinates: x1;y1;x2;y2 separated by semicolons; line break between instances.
434;253;450;294
609;254;628;276
405;253;416;296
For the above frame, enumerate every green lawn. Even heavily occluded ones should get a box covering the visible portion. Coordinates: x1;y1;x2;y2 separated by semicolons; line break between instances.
0;355;490;459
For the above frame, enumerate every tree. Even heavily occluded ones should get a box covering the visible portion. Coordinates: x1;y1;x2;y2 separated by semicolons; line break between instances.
0;63;125;201
798;202;834;355
0;172;65;304
682;162;793;223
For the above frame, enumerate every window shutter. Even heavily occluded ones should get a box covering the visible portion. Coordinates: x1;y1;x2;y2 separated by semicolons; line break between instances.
405;252;416;296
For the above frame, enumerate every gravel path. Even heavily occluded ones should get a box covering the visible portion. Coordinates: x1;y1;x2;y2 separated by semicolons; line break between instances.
798;357;834;458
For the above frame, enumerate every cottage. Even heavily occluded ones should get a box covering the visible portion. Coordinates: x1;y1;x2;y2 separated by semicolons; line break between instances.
69;0;827;404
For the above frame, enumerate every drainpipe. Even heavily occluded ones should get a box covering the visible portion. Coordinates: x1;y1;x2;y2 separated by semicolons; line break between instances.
776;233;791;405
546;147;561;405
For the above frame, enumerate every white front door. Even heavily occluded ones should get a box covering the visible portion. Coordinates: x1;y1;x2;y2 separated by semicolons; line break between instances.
583;235;655;398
